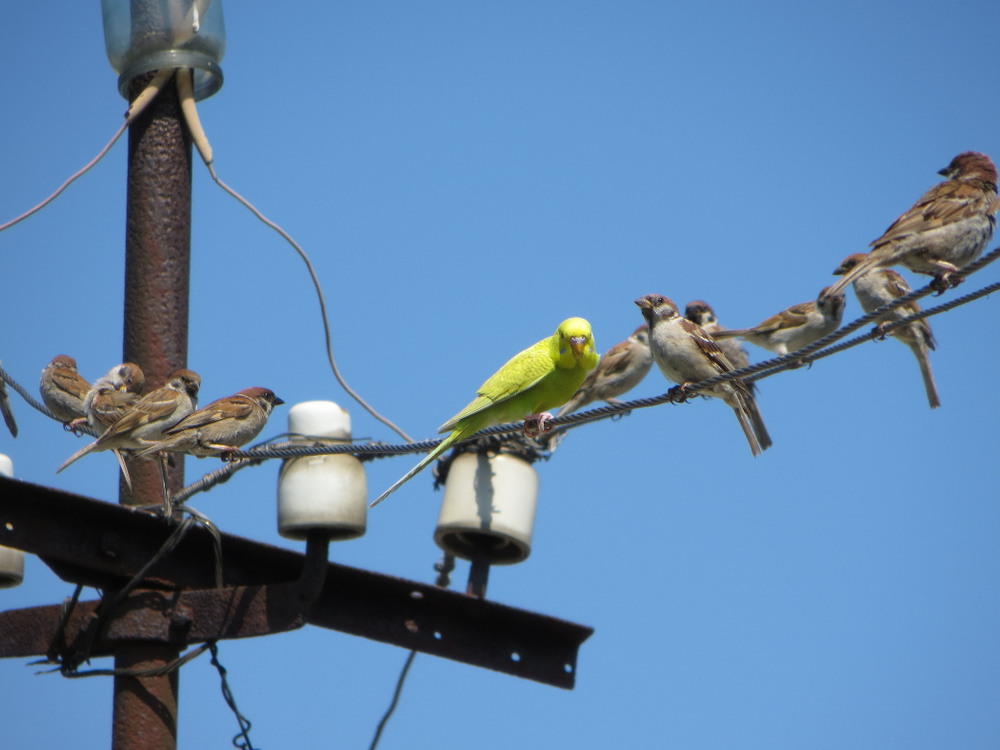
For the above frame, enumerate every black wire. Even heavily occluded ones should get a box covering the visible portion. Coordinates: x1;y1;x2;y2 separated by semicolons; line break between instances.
194;257;1000;465
5;245;999;505
369;649;418;750
210;642;256;750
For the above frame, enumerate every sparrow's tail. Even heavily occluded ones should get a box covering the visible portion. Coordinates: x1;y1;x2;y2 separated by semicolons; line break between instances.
113;449;133;490
709;328;749;341
556;391;588;417
132;436;183;460
731;403;763;457
745;393;773;452
0;384;17;438
57;439;101;474
826;255;877;302
907;338;941;409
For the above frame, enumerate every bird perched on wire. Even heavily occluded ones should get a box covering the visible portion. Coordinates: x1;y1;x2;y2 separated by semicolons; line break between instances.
834;253;940;409
371;317;599;507
635;294;771;456
712;288;846;356
557;325;651;416
824;151;999;300
684;300;754;373
57;369;202;484
72;362;146;435
0;362;17;438
39;355;91;426
133;387;284;459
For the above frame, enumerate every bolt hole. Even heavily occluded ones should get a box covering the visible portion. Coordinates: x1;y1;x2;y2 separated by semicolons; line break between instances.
564;663;573;674
409;591;424;599
433;631;442;640
510;652;520;662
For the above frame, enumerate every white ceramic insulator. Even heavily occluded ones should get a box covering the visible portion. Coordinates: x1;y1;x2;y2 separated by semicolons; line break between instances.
434;452;539;565
0;454;25;588
278;401;367;541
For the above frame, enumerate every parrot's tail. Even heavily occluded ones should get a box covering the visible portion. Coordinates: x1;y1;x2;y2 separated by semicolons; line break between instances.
369;432;457;507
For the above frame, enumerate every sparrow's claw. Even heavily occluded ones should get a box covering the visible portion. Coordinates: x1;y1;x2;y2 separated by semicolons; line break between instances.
930;274;953;295
666;384;691;404
871;322;892;341
523;412;555;438
68;417;92;435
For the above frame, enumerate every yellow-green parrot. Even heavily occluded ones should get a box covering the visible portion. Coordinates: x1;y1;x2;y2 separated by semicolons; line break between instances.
370;317;599;507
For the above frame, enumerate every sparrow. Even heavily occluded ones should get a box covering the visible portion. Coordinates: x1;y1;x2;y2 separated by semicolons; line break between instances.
39;355;91;425
557;325;652;415
684;300;753;372
825;151;999;299
57;369;202;479
0;361;17;438
635;294;772;456
73;362;146;434
713;288;846;356
834;253;940;408
133;387;284;459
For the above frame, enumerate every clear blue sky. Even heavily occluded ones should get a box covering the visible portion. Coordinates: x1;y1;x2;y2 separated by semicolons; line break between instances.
3;2;1000;748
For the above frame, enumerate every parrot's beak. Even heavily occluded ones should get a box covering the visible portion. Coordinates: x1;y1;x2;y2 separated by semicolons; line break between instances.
569;336;588;358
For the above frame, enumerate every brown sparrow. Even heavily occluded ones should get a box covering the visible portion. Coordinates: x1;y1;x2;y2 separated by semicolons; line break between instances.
133;387;284;459
714;288;846;356
58;369;201;477
825;151;998;298
684;300;753;372
39;355;91;425
834;253;940;408
635;294;772;456
557;325;652;415
73;362;146;434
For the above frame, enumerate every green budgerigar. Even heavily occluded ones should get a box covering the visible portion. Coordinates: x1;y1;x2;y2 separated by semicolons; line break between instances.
370;317;599;507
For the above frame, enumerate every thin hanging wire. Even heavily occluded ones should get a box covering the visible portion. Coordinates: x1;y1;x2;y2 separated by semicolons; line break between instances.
175;70;413;443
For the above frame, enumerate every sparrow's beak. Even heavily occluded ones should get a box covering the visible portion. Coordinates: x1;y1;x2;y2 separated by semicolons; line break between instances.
634;297;651;310
937;166;949;177
274;396;286;406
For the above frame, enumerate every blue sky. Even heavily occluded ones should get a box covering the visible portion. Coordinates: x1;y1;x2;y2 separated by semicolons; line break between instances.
3;1;1000;748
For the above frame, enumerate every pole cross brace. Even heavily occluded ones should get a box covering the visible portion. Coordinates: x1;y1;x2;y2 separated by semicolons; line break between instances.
0;475;592;688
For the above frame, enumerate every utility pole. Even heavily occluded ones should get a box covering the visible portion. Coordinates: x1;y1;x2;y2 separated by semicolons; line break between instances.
113;68;192;750
0;7;595;747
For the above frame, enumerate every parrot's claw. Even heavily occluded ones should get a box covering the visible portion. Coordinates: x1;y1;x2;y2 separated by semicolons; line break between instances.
523;412;555;438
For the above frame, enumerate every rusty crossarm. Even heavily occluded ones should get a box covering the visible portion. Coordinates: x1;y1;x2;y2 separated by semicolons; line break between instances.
0;476;592;688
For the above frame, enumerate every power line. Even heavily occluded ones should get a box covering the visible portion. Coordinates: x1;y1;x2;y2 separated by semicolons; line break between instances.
3;246;998;508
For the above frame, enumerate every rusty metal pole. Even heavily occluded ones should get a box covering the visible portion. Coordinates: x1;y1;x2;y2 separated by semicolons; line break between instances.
112;65;192;750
